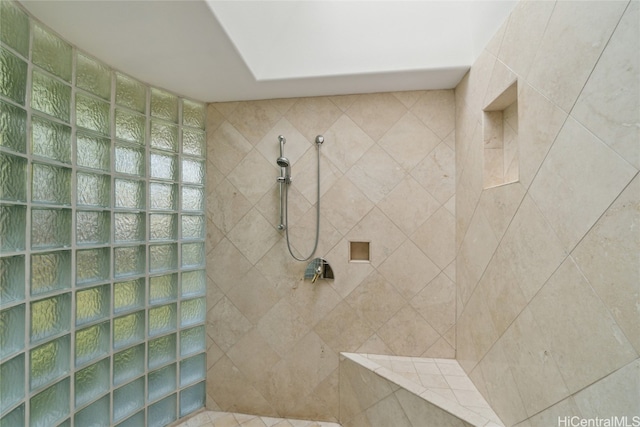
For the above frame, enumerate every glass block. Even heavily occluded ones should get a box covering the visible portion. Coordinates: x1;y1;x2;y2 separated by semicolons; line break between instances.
182;128;205;157
31;208;72;249
0;46;27;104
76;53;111;100
115;72;146;113
148;364;176;402
149;213;177;241
115;143;145;176
75;394;109;427
0;204;26;252
113;278;145;314
151;88;178;123
150;152;177;181
182;186;204;212
32;162;71;205
181;298;205;327
76;210;110;245
113;311;145;350
113;378;144;422
32;24;72;82
77;171;110;207
76;248;109;286
0;354;24;413
76;284;110;326
32;114;72;163
180;326;205;357
182;158;205;185
149;273;177;305
114;212;145;243
150;182;177;211
150;119;178;152
29;334;70;391
30;293;71;343
74;357;110;407
29;377;70;427
0;152;26;201
76;92;110;136
181;215;205;240
75;321;109;367
182;99;205;129
0;100;27;153
114;245;145;278
181;270;206;298
31;250;71;296
180;353;205;387
113;343;144;386
116;411;144;427
149;243;177;273
0;403;23;427
76;131;110;172
115;179;145;209
148;303;176;337
115;108;146;145
148;393;177;427
181;242;204;268
180;382;205;418
31;69;71;122
148;333;176;370
0;304;24;358
0;255;25;306
0;0;29;57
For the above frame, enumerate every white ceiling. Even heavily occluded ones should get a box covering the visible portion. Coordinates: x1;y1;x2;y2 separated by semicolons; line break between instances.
19;0;516;103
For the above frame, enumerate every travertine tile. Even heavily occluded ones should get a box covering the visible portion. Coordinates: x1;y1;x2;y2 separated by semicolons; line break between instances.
572;174;640;353
496;0;555;79
207;296;253;352
209;121;253;176
346;207;405;268
378;306;441;356
527;0;627;112
411;90;456;140
410;272;456;336
500;308;569;417
227;208;280;264
320;175;374;236
226;328;281;385
321;115;375;174
573;358;640;419
378;175;440;236
529;117;637;252
226;267;284;325
572;1;640;169
377;240;440;300
345;92;407;141
255;118;311;169
346;144;405;204
411;206;455;270
208;179;252;234
477;181;526;241
227;149;277;205
256;299;312;358
227;100;283;145
286;277;342;328
285;97;343;143
379;111;441;172
529;257;637;394
411;141;456;205
208;238;252;293
314;302;374;353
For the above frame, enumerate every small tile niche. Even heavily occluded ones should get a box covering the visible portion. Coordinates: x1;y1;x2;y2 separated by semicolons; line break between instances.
349;241;370;262
483;81;519;189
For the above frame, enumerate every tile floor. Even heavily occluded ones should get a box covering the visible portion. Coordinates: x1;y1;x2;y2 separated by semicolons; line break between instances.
174;410;342;427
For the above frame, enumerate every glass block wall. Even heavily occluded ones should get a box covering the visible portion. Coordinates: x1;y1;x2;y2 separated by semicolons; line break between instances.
0;1;207;425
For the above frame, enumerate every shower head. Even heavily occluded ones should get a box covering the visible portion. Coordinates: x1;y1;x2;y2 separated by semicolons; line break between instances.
277;156;290;168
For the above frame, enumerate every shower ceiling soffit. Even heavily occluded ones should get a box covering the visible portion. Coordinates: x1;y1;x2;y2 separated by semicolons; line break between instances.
18;0;516;102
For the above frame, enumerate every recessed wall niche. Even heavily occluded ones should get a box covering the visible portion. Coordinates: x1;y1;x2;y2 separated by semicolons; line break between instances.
483;81;519;188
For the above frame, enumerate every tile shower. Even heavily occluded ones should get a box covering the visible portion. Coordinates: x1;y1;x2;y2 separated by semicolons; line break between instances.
0;1;207;425
2;0;638;426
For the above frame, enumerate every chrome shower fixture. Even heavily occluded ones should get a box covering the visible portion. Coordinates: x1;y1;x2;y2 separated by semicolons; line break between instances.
276;134;324;261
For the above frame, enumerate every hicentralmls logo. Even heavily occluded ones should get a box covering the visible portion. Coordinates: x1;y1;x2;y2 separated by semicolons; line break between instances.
558;416;640;427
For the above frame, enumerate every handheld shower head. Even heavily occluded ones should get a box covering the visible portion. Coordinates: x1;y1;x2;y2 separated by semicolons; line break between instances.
277;157;290;168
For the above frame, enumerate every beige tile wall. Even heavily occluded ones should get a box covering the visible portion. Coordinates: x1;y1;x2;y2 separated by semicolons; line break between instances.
455;0;639;425
205;91;457;420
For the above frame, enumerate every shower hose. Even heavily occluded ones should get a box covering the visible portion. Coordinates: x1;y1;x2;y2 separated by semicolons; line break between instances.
283;142;321;262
